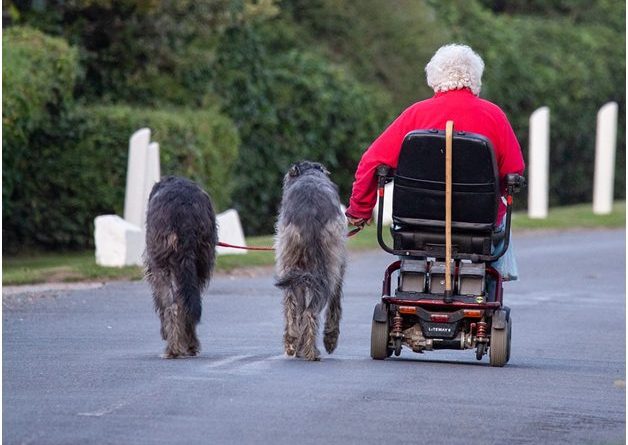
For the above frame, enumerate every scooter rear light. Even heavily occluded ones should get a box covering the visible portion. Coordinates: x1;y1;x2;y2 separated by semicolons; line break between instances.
430;314;449;322
398;306;417;314
463;309;483;318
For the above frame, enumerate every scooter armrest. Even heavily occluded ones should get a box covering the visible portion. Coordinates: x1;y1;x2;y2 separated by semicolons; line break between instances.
506;174;525;194
376;164;395;184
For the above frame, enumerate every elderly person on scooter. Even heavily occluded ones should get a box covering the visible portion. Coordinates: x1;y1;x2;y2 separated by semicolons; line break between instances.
345;43;525;280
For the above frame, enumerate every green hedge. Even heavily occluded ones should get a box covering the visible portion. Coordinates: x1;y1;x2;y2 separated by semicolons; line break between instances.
8;0;240;108
213;24;390;234
2;26;79;221
4;105;239;251
281;0;450;110
433;1;626;207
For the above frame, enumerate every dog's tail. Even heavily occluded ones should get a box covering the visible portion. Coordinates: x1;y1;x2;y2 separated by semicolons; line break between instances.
172;255;202;324
275;271;328;308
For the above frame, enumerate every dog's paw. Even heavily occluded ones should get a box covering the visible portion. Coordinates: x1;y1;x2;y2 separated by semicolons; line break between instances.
284;344;297;357
284;334;298;357
184;348;199;357
186;339;200;357
302;347;321;361
162;345;188;359
323;332;339;354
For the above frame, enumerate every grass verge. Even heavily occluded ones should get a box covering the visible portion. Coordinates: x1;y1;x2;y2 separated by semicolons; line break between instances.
2;202;624;286
511;201;625;230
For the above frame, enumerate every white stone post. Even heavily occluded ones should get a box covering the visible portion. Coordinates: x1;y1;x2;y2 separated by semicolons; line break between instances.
528;107;550;219
143;142;161;224
216;209;248;255
97;128;160;267
593;102;618;215
94;215;144;267
123;128;151;227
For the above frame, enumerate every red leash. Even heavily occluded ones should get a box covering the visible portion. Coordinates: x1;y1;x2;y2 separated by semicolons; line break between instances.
217;241;274;251
217;225;365;252
346;225;365;237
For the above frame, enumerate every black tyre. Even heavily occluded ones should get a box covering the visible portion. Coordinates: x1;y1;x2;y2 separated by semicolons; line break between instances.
393;338;402;357
506;315;512;362
489;316;511;367
475;342;486;360
371;304;390;360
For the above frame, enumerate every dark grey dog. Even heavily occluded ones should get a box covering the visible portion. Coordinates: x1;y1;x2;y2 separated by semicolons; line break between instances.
144;176;217;358
274;161;347;361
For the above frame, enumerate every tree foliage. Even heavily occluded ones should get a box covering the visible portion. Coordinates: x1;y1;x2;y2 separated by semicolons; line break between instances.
2;0;625;248
2;26;79;223
213;22;389;234
431;0;625;206
5;0;279;105
3;104;239;251
280;0;450;111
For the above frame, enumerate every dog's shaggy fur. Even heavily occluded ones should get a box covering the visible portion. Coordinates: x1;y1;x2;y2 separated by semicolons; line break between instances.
425;43;484;96
144;176;217;358
274;161;347;361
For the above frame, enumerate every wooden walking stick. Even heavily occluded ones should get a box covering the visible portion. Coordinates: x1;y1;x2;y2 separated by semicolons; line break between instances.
444;120;454;303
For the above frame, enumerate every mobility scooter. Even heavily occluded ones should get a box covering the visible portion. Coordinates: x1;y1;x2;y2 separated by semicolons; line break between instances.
370;121;524;366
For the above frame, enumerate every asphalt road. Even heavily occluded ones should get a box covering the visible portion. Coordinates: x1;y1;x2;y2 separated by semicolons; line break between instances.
3;229;625;445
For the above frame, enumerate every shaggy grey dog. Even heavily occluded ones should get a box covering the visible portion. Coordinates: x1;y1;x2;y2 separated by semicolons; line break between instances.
275;161;347;361
144;176;217;358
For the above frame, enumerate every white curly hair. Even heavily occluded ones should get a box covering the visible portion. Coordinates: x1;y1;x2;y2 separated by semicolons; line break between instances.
425;44;484;96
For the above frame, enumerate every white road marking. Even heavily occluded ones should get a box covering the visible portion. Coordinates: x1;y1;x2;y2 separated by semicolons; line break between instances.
205;354;254;369
77;390;157;417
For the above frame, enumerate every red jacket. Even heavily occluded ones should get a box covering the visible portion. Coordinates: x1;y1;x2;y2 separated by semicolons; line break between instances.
346;88;525;224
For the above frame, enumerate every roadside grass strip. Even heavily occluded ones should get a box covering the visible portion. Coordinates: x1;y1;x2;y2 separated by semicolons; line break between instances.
2;202;624;286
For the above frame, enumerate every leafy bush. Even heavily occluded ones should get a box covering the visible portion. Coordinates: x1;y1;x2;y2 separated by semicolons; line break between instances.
432;1;625;207
290;0;626;209
6;0;280;107
280;0;450;110
4;105;239;251
5;0;624;245
2;26;79;221
213;24;390;234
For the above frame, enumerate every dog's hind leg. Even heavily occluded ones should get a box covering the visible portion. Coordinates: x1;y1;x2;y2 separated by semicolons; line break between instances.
164;255;202;358
147;267;174;341
183;320;200;357
162;302;189;358
283;289;300;356
323;280;343;354
183;291;201;357
299;308;321;361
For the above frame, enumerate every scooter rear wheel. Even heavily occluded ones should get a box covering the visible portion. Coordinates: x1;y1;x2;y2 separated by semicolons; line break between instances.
489;316;511;367
371;305;391;360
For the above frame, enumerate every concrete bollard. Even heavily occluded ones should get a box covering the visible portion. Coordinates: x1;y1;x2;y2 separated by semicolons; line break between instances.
216;209;248;255
94;215;143;267
528;107;550;219
593;102;618;215
143;142;161;224
123;128;151;228
96;128;157;267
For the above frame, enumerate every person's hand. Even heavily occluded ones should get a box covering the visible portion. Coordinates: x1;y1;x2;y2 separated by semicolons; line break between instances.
346;216;372;227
